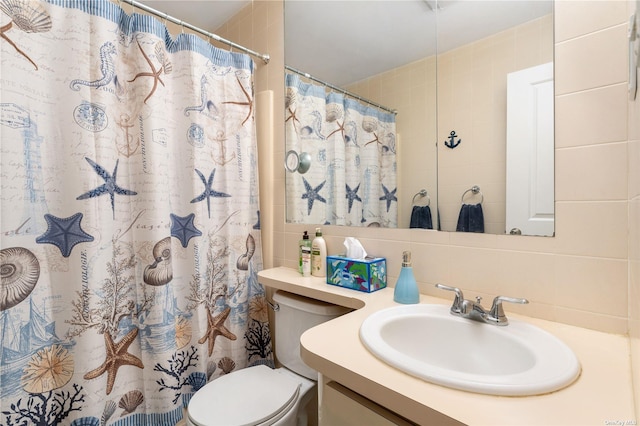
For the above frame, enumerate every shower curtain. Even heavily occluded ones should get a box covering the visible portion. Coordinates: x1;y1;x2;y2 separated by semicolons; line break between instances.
0;1;273;425
285;73;398;227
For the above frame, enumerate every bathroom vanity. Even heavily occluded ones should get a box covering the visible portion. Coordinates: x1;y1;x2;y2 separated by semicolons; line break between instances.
258;267;636;426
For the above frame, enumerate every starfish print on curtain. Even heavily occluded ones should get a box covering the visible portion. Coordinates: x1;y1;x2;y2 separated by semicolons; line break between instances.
191;168;231;219
198;307;237;357
128;40;167;104
222;75;253;126
83;328;144;395
35;212;94;257
326;119;346;142
285;107;300;133
345;183;362;213
76;157;137;219
379;184;398;212
301;176;326;215
170;213;202;248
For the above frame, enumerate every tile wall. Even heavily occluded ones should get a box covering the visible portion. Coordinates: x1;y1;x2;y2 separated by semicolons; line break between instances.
348;16;552;234
218;0;637;415
271;0;630;335
346;57;438;229
627;0;640;414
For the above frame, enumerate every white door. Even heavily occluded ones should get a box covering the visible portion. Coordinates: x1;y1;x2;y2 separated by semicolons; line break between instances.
506;62;554;236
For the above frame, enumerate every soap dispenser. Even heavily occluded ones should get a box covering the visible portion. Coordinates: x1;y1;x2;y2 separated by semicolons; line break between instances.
393;251;420;304
299;231;311;276
311;227;327;277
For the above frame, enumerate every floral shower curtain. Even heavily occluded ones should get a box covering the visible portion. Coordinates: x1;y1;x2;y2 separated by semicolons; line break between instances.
285;73;398;227
0;1;273;425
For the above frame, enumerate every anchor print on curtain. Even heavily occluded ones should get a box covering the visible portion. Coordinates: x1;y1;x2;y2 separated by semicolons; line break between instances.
0;1;273;425
285;73;398;227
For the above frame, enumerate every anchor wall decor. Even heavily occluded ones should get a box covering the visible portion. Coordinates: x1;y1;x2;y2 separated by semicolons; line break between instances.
444;130;461;149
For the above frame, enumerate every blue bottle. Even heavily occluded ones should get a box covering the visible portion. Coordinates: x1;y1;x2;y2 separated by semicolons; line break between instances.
393;251;420;304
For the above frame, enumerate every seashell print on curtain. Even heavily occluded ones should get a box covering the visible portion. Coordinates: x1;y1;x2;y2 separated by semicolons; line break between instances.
285;73;398;227
0;1;273;424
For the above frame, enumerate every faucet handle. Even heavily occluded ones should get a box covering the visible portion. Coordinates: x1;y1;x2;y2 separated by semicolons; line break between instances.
488;295;529;325
435;284;464;313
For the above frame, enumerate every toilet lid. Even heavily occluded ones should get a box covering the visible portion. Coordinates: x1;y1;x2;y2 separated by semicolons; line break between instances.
188;365;301;426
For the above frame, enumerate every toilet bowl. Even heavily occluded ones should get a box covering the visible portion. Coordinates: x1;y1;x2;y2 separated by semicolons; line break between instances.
186;365;315;426
186;290;351;426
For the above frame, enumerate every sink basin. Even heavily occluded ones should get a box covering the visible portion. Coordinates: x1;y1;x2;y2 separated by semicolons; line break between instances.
359;304;580;396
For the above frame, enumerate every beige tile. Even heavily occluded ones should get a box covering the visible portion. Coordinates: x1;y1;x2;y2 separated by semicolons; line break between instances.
630;259;640;321
446;246;502;294
630;82;640;141
555;83;628;148
409;243;451;287
493;250;556;305
555;0;628;42
515;19;545;70
493;233;557;253
554;255;628;316
553;307;628;334
252;1;269;34
273;204;285;233
630;140;640;199
555;24;628;95
631;199;640;261
631;329;640;419
555;142;628;201
554;201;627;258
540;14;554;64
513;301;556;323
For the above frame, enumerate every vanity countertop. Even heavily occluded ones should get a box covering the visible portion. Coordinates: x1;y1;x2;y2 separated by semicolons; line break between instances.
258;266;636;426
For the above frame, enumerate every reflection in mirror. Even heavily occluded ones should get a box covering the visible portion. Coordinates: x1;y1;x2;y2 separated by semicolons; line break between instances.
284;0;554;236
284;72;400;227
436;0;554;236
285;1;438;228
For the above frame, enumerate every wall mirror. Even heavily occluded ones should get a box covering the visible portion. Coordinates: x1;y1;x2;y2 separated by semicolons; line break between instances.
284;0;554;236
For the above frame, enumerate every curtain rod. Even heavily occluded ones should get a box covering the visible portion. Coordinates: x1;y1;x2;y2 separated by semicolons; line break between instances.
285;65;397;115
119;0;270;64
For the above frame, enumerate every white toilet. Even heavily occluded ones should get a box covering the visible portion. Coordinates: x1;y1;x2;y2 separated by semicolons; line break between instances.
187;290;351;426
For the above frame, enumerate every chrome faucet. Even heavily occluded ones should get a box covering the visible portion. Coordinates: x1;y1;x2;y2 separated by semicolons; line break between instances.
435;284;528;326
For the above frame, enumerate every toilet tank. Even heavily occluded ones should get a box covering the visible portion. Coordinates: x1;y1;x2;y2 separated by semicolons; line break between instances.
273;290;351;380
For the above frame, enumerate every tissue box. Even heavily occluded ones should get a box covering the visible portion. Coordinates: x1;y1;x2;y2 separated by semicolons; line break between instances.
326;255;387;293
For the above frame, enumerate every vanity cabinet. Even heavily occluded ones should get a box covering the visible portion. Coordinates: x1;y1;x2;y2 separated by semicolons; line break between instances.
258;267;636;426
320;380;415;426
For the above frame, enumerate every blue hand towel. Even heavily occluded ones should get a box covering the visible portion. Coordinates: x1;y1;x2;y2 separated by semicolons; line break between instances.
456;203;484;233
410;205;433;229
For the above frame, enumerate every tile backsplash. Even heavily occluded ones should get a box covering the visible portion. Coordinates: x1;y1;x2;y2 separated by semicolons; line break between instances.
271;0;632;336
219;0;638;415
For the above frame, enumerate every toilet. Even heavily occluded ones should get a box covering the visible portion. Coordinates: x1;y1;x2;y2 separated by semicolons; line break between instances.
186;290;351;426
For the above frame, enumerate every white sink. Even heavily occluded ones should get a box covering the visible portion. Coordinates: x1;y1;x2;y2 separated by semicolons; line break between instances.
359;304;581;396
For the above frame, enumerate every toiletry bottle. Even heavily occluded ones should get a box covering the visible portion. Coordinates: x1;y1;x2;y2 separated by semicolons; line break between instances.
299;231;311;276
311;227;327;277
393;251;420;304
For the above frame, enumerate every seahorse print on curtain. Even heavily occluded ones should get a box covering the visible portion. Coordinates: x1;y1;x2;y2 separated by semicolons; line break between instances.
0;1;273;425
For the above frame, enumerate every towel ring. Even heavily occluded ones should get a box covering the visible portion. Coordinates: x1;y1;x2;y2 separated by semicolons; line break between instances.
461;185;483;204
412;189;430;206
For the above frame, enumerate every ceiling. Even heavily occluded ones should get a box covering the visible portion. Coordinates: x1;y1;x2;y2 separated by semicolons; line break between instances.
140;1;552;87
142;0;249;32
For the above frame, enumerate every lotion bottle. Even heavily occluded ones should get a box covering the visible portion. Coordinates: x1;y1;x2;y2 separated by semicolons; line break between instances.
299;231;311;276
393;251;420;304
311;227;327;277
